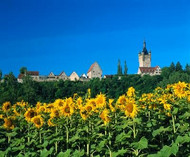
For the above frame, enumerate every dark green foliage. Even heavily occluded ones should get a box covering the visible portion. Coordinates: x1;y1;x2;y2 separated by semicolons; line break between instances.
175;61;183;72
169;62;175;72
20;67;27;74
0;72;18;104
0;62;190;104
0;70;2;80
124;60;128;75
185;64;190;75
117;59;122;76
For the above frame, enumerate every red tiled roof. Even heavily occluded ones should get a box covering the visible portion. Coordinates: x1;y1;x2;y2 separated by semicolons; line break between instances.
17;71;39;79
27;71;39;76
87;63;96;73
139;66;159;73
18;74;24;79
59;71;66;76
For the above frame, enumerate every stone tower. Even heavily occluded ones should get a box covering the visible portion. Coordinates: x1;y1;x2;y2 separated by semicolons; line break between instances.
138;40;151;67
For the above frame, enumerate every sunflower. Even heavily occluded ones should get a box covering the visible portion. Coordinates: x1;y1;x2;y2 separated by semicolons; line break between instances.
48;117;56;127
124;99;138;118
61;105;74;117
16;100;28;108
12;105;20;116
65;97;73;106
24;108;37;122
127;87;135;97
85;103;95;114
80;107;88;120
54;99;65;108
3;117;14;130
31;115;43;129
2;102;11;112
108;99;115;112
46;103;54;112
50;108;60;118
36;102;47;113
100;109;110;125
76;97;83;109
0;114;4;119
188;95;190;102
163;103;172;111
173;81;187;98
117;95;127;105
96;93;106;108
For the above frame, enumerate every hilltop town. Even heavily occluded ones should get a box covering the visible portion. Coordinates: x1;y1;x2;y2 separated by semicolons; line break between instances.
17;41;161;83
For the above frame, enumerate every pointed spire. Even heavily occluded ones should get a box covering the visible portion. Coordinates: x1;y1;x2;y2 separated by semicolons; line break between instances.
143;40;146;48
142;40;148;54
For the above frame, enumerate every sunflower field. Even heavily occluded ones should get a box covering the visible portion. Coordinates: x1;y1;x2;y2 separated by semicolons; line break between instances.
0;81;190;157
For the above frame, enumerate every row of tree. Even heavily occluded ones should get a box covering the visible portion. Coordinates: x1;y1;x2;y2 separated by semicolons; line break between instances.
0;62;190;105
117;59;128;75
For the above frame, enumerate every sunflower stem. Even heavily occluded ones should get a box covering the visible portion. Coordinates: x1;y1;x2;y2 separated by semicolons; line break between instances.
39;130;42;144
8;136;11;144
108;125;111;146
172;115;176;133
114;112;117;124
106;145;112;157
27;124;30;143
66;118;69;149
87;120;90;156
133;118;136;139
55;126;58;154
148;111;151;121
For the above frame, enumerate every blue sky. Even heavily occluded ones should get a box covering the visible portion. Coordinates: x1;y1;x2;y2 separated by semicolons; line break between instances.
0;0;189;77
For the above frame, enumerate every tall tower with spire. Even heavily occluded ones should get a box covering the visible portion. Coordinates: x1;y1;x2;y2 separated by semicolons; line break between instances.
138;40;151;67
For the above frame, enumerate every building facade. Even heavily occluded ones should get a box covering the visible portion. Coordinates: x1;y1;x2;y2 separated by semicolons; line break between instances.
138;41;151;67
87;62;102;79
138;41;161;76
69;72;79;81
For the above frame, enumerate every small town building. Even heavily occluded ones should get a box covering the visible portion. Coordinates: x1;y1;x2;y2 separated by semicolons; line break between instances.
87;62;102;79
48;72;58;81
69;72;79;81
137;41;161;76
58;71;68;80
138;66;161;76
17;71;39;83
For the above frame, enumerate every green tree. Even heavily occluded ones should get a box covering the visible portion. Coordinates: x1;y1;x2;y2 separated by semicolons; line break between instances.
176;61;183;72
169;62;175;72
185;64;190;75
20;67;27;74
124;60;128;75
0;70;2;80
0;72;18;104
161;67;171;79
117;59;122;75
21;75;36;104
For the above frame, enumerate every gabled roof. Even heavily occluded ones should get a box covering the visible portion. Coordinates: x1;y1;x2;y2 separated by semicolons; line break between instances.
80;73;87;78
18;71;39;79
70;71;79;77
139;66;160;73
18;74;24;79
27;71;39;76
87;63;96;73
87;62;102;73
49;72;55;76
69;71;79;81
59;71;67;76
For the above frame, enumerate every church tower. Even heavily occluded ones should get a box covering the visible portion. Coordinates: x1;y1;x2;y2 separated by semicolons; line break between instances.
138;40;151;67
